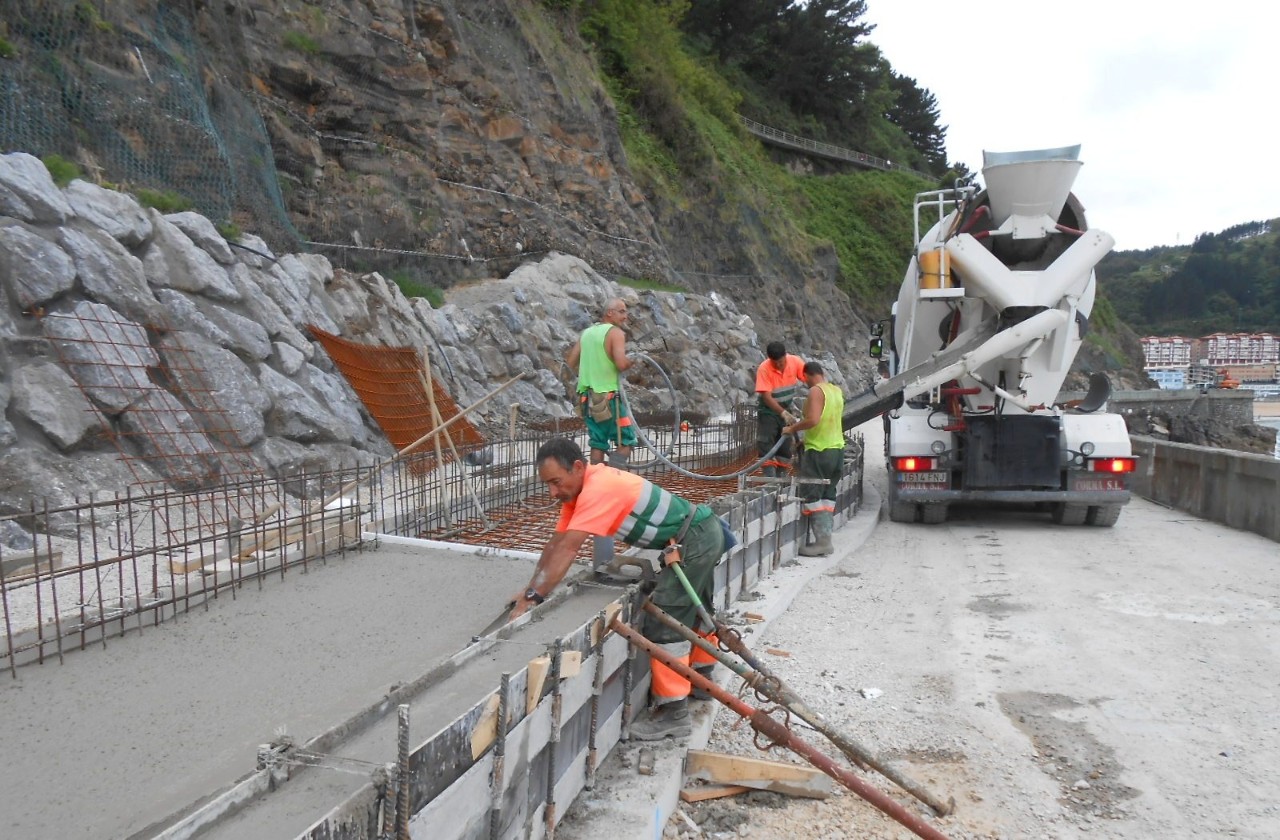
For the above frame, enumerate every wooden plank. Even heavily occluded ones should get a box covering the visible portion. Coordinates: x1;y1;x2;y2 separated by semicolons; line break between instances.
680;784;751;803
558;650;582;680
469;693;501;760
685;750;832;799
526;655;550;715
0;549;65;581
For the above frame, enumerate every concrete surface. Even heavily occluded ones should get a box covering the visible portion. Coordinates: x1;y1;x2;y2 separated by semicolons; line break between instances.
674;421;1280;838
0;541;545;840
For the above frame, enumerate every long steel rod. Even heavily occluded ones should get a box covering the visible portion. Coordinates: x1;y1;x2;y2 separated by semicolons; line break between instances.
643;601;954;816
609;616;953;840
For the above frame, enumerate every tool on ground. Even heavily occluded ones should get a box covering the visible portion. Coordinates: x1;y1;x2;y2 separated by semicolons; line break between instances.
609;615;954;840
643;600;954;816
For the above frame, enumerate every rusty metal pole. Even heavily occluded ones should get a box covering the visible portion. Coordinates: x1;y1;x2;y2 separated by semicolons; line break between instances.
642;601;954;816
609;616;954;840
395;703;411;840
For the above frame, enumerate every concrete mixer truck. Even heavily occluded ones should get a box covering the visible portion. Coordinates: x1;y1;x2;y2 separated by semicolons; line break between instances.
842;145;1135;525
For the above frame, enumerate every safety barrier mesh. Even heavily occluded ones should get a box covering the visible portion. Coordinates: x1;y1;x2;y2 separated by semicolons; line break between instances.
309;326;486;457
0;0;300;250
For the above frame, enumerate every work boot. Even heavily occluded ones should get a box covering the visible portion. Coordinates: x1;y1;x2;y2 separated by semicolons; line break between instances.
629;699;691;741
607;450;631;471
761;464;777;478
690;663;716;701
799;511;834;556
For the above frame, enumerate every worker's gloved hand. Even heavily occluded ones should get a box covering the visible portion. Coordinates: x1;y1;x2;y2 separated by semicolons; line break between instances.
781;410;798;426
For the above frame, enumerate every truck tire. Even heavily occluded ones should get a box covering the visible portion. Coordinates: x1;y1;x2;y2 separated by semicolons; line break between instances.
920;503;948;524
888;501;918;523
1052;503;1089;526
1087;504;1123;527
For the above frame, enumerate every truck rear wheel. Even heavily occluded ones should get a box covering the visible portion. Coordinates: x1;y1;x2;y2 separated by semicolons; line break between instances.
1052;503;1089;525
920;503;948;524
1087;504;1123;527
888;501;918;523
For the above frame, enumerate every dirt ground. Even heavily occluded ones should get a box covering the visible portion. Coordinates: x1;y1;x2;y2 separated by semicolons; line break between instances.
667;423;1280;839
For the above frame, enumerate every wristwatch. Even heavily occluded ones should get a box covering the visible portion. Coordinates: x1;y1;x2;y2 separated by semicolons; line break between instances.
523;587;546;604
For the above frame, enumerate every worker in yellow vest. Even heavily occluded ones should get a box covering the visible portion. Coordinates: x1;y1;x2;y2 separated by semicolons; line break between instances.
566;298;636;469
783;361;845;556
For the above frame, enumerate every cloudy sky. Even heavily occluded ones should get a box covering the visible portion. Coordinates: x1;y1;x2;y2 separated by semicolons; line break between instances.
865;0;1278;251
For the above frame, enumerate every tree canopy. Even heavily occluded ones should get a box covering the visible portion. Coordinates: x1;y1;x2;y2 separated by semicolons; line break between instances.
679;0;954;174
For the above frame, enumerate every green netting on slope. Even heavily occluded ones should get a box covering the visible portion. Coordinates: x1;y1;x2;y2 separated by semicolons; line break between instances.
0;0;299;250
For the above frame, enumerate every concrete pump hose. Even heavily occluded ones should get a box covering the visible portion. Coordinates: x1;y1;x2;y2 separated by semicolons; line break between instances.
619;352;791;482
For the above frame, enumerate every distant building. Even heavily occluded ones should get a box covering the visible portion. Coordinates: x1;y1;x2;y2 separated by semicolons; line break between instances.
1146;368;1187;390
1140;336;1193;368
1142;334;1280;390
1200;332;1280;366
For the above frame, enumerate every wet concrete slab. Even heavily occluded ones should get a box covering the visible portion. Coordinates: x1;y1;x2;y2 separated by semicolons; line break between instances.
0;540;583;840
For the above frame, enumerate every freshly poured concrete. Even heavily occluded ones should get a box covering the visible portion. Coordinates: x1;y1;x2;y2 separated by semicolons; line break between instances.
0;541;610;840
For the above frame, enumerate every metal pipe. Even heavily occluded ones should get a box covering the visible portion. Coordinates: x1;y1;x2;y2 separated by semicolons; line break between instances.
395;703;410;840
609;616;953;840
642;601;954;816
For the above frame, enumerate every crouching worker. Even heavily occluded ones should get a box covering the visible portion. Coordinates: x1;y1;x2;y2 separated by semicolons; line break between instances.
509;437;728;740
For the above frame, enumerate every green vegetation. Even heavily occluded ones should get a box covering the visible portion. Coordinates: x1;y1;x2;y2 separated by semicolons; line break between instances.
283;31;320;55
575;1;935;311
390;270;445;308
0;37;16;59
75;1;114;33
135;188;194;213
1099;220;1280;335
615;275;686;293
41;154;81;187
215;221;242;241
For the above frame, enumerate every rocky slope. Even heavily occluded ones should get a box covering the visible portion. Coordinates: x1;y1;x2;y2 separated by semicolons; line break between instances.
0;0;866;361
1;151;831;534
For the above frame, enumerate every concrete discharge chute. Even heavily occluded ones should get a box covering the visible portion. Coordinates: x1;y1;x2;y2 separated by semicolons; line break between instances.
845;145;1136;526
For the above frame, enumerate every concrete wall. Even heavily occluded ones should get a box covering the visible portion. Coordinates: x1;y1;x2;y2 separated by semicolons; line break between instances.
1130;436;1280;543
1059;388;1256;426
1109;389;1255;425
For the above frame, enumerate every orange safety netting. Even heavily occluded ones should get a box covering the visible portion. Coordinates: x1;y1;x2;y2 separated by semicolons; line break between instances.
309;327;486;453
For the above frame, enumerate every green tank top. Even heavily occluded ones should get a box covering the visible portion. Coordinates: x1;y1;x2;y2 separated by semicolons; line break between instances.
805;382;845;452
577;322;619;393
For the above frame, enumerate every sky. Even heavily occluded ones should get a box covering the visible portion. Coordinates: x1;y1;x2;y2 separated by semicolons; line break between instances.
864;0;1280;251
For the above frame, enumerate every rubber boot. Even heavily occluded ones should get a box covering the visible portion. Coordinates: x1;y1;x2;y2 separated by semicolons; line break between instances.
607;450;631;471
799;511;834;556
629;698;691;741
761;465;777;478
690;663;716;701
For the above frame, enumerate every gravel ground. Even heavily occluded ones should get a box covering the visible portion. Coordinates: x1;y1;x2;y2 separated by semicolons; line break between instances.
667;423;1280;840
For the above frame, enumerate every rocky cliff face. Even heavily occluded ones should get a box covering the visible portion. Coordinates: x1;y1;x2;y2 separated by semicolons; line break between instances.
1;152;816;529
0;0;868;364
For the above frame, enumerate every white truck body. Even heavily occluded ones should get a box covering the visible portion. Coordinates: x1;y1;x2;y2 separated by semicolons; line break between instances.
877;145;1135;525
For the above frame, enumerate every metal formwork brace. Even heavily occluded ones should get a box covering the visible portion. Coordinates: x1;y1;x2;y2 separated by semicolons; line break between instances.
544;640;564;839
586;609;608;790
488;673;511;840
610;617;954;840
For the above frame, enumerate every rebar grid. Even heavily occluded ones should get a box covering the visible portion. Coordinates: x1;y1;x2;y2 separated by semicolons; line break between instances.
41;308;283;543
0;405;797;674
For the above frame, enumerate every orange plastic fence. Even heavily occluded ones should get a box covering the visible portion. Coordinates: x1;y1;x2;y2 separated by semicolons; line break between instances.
309;327;486;453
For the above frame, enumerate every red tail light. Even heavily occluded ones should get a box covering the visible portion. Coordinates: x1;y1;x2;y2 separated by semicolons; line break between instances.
1089;457;1136;474
894;456;937;472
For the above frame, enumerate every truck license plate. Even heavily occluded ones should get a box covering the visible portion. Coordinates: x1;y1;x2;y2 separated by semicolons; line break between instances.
1073;477;1126;492
900;471;948;485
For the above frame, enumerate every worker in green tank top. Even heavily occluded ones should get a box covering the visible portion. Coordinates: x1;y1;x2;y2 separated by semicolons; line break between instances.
566;297;637;467
783;361;846;556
